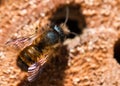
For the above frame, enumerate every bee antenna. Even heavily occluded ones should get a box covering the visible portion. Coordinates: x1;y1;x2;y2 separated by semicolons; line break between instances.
69;32;78;36
64;7;69;25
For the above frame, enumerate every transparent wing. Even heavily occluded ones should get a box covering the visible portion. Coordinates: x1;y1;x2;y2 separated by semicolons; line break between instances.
5;36;36;50
27;62;44;82
5;20;40;50
27;55;48;82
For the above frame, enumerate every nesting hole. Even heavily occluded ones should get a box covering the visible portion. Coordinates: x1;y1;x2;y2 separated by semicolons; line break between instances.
50;4;86;38
114;39;120;64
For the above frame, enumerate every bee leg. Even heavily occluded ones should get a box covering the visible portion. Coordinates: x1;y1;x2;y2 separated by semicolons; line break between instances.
27;56;48;82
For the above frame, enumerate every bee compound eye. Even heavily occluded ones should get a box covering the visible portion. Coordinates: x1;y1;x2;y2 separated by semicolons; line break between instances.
46;31;59;44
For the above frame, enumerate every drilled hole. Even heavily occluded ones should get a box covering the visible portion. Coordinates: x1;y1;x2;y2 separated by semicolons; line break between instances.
50;4;86;38
114;39;120;64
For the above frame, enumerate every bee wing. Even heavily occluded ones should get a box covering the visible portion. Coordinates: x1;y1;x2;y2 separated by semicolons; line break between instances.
27;62;44;82
28;55;48;82
6;36;35;50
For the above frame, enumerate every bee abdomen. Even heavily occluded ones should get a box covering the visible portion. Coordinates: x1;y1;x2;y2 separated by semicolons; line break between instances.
27;46;40;60
19;51;35;66
17;45;41;70
17;57;29;71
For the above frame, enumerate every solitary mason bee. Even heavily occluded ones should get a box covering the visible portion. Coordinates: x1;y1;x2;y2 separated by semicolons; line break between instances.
18;23;66;82
6;8;71;82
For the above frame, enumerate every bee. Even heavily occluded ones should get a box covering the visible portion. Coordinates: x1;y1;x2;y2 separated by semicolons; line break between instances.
18;23;66;82
6;7;71;82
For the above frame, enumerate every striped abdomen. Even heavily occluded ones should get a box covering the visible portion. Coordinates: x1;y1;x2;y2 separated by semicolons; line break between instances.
17;45;41;71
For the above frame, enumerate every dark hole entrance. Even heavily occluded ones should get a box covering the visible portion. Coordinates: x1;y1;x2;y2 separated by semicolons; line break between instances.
67;19;81;38
50;4;86;38
114;39;120;64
